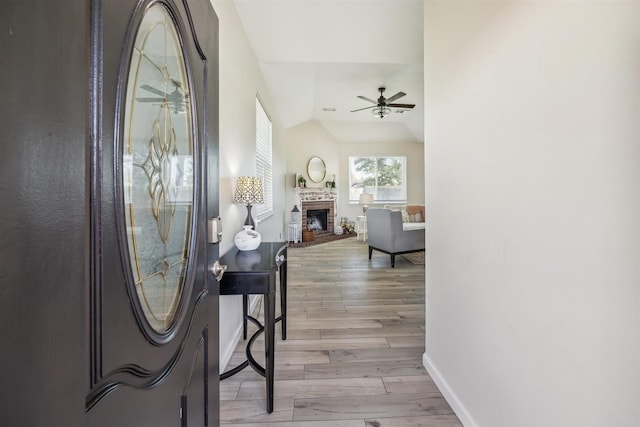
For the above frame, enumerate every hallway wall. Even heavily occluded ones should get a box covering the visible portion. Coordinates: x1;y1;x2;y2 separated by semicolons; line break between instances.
212;0;287;370
424;2;640;426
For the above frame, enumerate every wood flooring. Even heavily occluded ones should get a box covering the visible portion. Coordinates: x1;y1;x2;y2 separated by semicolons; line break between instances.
219;238;461;427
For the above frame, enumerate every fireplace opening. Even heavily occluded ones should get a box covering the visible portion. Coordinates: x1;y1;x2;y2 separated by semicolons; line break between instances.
307;209;329;231
301;200;334;237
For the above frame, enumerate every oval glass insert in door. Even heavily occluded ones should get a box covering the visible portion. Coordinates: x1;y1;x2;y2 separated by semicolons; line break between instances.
122;3;195;336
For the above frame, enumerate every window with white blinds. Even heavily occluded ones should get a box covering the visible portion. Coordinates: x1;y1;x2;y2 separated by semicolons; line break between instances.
255;97;273;221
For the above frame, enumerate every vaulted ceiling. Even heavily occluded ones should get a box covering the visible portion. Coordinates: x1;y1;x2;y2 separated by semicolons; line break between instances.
233;0;424;143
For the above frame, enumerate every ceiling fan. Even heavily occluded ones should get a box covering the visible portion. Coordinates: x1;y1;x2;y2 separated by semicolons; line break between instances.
136;82;189;114
351;87;415;118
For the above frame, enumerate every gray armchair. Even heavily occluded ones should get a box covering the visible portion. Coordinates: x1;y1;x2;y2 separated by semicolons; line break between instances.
366;208;425;267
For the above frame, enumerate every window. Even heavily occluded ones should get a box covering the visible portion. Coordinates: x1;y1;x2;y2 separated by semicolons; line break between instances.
255;97;273;220
348;156;407;203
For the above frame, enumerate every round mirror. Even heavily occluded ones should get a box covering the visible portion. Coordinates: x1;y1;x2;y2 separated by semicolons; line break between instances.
307;156;326;183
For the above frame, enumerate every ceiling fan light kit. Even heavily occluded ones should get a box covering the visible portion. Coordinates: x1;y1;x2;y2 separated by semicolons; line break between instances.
351;87;415;118
372;106;391;118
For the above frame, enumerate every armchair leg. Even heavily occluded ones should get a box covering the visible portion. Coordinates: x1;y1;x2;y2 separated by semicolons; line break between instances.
368;246;373;260
390;254;395;268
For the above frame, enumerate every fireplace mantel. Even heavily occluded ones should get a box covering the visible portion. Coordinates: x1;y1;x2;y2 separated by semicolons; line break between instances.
293;187;337;201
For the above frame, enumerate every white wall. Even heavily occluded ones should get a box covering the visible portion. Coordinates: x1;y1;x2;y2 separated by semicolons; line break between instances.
211;0;286;370
283;119;425;222
282;120;340;219
424;2;640;427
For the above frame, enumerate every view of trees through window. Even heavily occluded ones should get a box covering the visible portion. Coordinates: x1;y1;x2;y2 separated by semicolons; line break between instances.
349;156;406;202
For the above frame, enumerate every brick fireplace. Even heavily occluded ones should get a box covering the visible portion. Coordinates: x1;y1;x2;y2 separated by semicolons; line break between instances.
301;200;334;236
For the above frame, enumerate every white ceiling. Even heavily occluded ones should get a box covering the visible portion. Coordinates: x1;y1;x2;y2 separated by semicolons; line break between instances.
232;0;424;143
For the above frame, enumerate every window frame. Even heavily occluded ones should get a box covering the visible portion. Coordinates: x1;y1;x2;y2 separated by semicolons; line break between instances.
254;97;273;221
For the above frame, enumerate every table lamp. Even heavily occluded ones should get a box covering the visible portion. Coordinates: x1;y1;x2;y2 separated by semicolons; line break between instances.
359;193;373;214
234;176;264;229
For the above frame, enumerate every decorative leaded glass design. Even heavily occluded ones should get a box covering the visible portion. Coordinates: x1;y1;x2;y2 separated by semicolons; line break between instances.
122;3;194;334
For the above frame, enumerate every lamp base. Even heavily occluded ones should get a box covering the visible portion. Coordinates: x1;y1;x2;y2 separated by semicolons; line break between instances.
244;204;255;229
235;225;261;251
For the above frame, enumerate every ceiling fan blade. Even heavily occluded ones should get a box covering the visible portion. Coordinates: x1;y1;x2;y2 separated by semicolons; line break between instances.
350;105;377;113
388;103;415;109
140;84;168;97
136;97;166;102
357;95;377;104
385;91;406;104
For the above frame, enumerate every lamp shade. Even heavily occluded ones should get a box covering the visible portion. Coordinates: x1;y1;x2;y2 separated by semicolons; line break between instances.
233;176;264;206
359;193;374;205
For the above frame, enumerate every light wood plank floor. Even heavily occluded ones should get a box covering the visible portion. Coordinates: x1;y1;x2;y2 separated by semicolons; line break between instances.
220;237;461;427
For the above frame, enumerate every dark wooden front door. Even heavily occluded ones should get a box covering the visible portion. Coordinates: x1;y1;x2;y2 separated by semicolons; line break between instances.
86;0;220;425
0;0;220;425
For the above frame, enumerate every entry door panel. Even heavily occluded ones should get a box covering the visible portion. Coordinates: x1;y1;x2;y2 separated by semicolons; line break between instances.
87;0;219;425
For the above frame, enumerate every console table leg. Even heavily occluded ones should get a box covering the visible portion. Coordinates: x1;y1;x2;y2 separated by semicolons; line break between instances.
264;290;276;413
280;261;287;340
242;295;248;340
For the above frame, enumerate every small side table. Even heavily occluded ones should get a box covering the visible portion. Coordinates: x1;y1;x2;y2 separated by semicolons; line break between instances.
356;215;368;241
287;222;301;243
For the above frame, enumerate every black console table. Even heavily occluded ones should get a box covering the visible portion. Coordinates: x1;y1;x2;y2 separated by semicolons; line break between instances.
218;241;287;414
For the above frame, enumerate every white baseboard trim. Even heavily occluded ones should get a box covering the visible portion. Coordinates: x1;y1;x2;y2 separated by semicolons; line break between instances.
423;352;478;427
219;295;263;373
